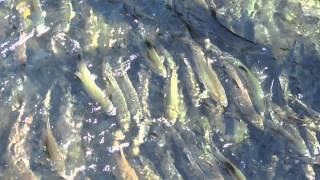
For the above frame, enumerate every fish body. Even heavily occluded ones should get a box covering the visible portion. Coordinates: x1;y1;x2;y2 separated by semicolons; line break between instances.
15;0;46;29
46;121;65;174
83;8;100;51
14;32;27;65
16;1;31;19
169;129;206;180
269;107;311;157
115;60;143;122
144;41;167;77
7;102;39;180
116;148;139;180
103;62;131;132
159;47;187;122
5;76;40;179
131;69;151;156
113;131;139;180
160;46;175;70
132;33;167;77
43;88;66;177
219;57;264;129
187;40;228;107
57;85;85;178
165;67;179;123
30;0;46;26
143;141;183;180
122;0;155;20
134;156;161;180
228;56;266;115
59;0;75;32
214;150;247;180
75;60;116;116
181;56;201;107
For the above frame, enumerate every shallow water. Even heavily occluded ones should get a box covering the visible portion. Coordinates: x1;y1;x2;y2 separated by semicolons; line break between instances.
0;0;320;179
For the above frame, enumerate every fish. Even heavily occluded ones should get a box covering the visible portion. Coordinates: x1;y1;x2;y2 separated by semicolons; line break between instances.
181;129;225;180
211;145;247;180
180;55;201;107
130;69;151;156
15;0;46;28
13;32;28;64
115;58;143;122
30;0;46;26
266;155;279;180
158;46;187;122
271;103;310;126
165;66;179;123
5;75;41;180
185;39;228;107
227;55;266;115
268;114;310;158
19;0;47;34
202;99;226;135
169;128;207;180
144;40;167;77
285;96;320;132
75;60;116;116
177;87;188;122
289;95;320;121
132;32;167;77
303;127;320;158
117;71;142;121
16;0;31;19
58;0;76;32
42;88;66;177
142;140;183;180
239;66;265;114
222;112;249;144
103;61;131;132
45;120;65;175
133;156;161;180
83;8;100;51
7;102;39;180
175;117;222;179
57;84;85;178
292;127;317;179
303;164;316;180
113;130;139;180
159;45;175;70
122;0;155;20
219;57;264;129
116;147;139;180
